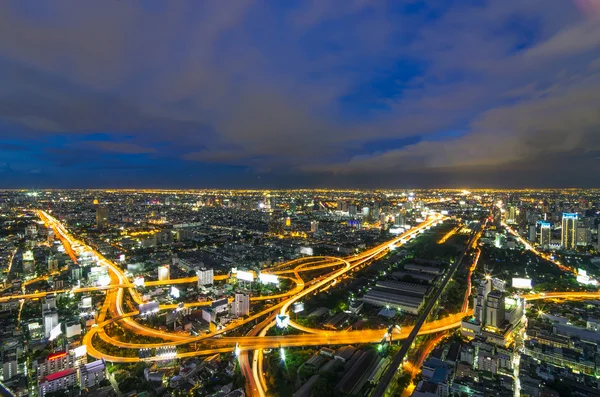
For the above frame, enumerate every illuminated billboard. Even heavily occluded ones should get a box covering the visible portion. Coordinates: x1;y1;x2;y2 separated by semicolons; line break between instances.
139;301;160;315
259;273;279;285
97;275;111;287
512;278;532;289
276;314;290;329
49;323;62;341
72;345;87;358
299;247;314;256
237;270;255;282
134;276;145;287
293;302;304;313
170;286;180;298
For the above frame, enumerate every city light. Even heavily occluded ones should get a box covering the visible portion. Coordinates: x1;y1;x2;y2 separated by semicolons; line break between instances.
276;315;290;329
280;347;286;362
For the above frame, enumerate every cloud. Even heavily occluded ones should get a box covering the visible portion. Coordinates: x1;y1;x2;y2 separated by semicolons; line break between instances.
0;0;599;187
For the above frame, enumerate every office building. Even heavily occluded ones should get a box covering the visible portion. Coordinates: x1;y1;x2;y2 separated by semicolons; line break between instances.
78;359;106;389
70;265;82;281
96;206;109;229
158;265;170;281
473;277;492;324
576;221;590;246
506;206;517;224
528;224;536;243
39;368;77;396
561;213;578;249
231;293;250;317
36;350;87;380
2;350;17;381
197;268;214;287
485;290;505;328
539;222;551;248
43;309;59;338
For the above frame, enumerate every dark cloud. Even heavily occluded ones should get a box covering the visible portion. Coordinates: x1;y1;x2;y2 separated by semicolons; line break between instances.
0;0;599;187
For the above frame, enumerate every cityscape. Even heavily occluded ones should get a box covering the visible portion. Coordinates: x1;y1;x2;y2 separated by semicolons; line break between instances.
0;190;600;396
2;1;600;397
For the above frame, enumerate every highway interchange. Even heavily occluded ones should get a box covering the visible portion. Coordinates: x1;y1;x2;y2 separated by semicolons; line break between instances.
8;211;596;396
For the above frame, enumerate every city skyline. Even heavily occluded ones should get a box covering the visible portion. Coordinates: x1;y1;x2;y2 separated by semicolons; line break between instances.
2;1;600;188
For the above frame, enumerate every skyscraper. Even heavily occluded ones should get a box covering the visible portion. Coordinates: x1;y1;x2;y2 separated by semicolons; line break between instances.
96;206;108;230
473;277;492;324
485;290;505;328
539;222;551;248
561;213;578;250
231;293;250;317
576;221;590;247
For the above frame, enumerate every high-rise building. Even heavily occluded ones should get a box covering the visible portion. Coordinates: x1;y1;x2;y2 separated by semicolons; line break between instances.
231;294;250;317
158;265;170;281
78;359;106;390
3;350;17;381
576;221;590;247
43;309;59;338
485;290;505;328
96;206;108;230
197;268;214;287
539;222;551;248
528;224;536;243
506;207;517;224
473;278;492;324
561;213;578;249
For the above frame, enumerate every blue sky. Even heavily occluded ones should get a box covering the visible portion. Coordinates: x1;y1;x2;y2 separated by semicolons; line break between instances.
1;0;599;188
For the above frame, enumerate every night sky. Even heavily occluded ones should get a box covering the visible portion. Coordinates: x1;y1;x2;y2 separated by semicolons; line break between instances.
1;1;600;189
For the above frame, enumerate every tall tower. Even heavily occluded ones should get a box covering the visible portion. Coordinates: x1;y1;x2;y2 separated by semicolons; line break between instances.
96;206;109;230
539;222;551;248
561;213;578;250
473;277;492;324
485;290;505;328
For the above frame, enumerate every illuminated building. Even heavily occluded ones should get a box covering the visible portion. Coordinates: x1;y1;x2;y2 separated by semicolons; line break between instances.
158;265;170;281
285;217;291;227
473;277;492;324
539;221;551;248
561;213;578;249
485;290;505;328
39;368;77;397
43;309;58;338
197;268;214;286
528;224;536;242
2;350;17;381
230;293;250;317
576;221;590;246
36;350;87;380
78;359;106;389
506;206;517;224
96;206;108;229
22;250;34;274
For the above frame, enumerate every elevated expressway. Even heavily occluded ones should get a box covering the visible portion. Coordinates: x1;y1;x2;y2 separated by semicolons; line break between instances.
32;210;600;397
37;211;443;355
